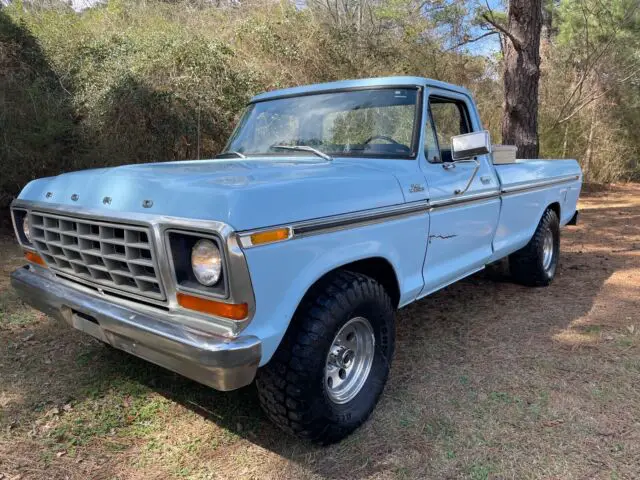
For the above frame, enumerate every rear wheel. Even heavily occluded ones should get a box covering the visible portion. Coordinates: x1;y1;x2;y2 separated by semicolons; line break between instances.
509;208;560;286
256;271;395;444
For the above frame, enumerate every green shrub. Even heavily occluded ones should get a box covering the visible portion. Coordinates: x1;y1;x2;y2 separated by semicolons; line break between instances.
0;9;77;206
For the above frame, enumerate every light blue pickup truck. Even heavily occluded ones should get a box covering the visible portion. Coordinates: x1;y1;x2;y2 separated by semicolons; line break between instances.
10;76;581;443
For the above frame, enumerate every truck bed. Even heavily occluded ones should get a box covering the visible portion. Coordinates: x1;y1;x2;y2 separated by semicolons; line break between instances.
494;159;582;195
491;159;582;261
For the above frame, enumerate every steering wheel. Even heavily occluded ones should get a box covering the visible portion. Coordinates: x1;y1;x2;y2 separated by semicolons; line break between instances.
362;135;403;146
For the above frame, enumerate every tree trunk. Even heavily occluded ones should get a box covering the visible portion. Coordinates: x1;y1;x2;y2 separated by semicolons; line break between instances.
501;0;543;159
583;104;596;183
561;122;569;158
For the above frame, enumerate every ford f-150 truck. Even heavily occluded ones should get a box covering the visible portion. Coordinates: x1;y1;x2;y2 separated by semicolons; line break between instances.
10;76;582;443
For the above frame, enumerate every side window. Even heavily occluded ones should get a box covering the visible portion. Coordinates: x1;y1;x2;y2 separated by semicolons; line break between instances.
423;111;440;163
429;98;471;163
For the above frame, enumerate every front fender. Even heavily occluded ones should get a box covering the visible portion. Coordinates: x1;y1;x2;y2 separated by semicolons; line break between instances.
240;212;429;365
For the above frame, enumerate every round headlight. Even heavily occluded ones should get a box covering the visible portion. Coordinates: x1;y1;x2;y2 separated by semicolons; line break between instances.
22;215;31;243
191;239;222;286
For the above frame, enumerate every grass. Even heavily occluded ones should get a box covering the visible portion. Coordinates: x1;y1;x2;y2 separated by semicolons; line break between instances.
1;184;640;479
0;281;40;327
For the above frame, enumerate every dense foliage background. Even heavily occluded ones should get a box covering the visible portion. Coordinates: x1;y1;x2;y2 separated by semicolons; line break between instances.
1;0;638;208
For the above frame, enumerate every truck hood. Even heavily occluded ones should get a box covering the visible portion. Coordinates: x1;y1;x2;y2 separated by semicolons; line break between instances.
18;158;405;231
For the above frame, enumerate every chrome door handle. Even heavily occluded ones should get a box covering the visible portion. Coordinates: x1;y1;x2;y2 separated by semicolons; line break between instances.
442;162;456;170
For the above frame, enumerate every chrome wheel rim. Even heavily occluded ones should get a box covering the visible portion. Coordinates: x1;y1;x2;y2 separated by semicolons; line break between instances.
542;229;554;271
325;317;375;404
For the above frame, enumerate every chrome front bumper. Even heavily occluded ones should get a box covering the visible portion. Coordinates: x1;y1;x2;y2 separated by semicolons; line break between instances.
11;266;261;391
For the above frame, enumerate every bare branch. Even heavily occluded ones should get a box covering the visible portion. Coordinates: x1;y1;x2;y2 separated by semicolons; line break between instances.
555;67;640;126
549;34;616;127
481;13;521;50
547;1;640;129
447;31;500;51
481;0;521;51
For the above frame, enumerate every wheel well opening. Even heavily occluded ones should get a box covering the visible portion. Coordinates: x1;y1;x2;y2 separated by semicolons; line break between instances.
299;258;401;310
337;258;401;308
548;202;561;219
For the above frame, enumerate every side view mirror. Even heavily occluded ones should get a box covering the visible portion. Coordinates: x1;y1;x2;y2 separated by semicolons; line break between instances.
451;131;492;161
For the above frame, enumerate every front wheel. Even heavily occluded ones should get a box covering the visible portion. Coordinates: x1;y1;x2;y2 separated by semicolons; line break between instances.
509;208;560;286
256;271;395;444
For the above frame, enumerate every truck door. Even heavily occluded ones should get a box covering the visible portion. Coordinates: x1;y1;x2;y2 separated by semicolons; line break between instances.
419;90;501;296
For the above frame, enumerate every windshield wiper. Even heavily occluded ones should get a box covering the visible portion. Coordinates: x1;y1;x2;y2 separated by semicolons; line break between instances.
215;150;246;159
272;145;333;162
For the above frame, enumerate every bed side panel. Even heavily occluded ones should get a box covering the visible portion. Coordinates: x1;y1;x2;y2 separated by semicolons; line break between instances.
491;160;582;260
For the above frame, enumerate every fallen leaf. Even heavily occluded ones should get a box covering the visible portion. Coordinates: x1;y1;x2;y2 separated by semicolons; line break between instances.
56;451;66;458
542;419;565;428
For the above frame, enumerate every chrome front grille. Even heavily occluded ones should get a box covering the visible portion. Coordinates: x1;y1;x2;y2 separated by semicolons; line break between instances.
30;211;166;302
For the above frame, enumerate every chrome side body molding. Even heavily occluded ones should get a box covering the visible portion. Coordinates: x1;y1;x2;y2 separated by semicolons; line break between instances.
239;173;580;247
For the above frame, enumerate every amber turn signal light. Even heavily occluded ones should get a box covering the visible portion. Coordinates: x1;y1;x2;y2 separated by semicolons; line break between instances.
24;250;46;267
177;293;248;320
249;227;291;246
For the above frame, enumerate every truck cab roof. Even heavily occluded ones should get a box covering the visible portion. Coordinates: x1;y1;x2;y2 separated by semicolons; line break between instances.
249;76;473;103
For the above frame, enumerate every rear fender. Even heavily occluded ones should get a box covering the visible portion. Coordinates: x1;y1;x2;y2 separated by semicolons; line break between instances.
491;178;581;261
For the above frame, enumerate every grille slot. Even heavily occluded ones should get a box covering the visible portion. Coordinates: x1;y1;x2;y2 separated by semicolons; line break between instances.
30;211;166;302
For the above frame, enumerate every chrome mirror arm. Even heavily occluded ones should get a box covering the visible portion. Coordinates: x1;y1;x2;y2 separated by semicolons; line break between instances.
442;158;481;195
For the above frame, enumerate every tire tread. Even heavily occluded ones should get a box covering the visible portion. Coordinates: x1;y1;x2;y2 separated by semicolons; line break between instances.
256;270;393;443
509;208;560;286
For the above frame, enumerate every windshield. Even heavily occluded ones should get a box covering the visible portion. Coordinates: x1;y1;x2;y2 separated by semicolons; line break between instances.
222;88;420;159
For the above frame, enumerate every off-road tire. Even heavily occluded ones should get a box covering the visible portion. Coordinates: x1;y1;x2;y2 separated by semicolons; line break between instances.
509;208;560;286
255;270;395;444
